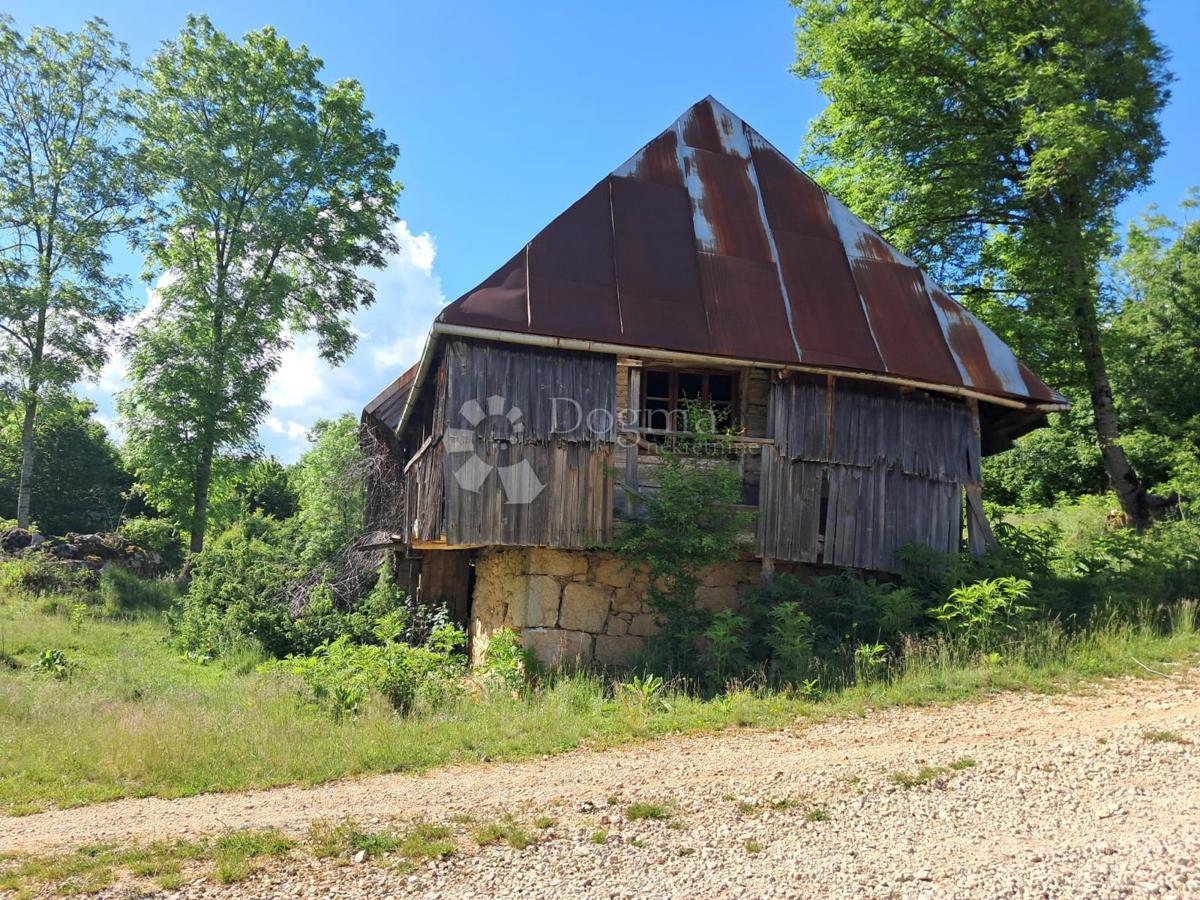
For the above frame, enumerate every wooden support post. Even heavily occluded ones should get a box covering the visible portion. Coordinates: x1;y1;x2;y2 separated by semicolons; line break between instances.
965;485;997;556
964;398;998;556
624;364;641;517
760;555;775;585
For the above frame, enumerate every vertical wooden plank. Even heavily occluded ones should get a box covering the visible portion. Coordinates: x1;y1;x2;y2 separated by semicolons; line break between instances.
624;366;641;517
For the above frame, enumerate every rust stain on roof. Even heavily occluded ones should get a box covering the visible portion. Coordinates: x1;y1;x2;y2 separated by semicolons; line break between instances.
433;95;1063;409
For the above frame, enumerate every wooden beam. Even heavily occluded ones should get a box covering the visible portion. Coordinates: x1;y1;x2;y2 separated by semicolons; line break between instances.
624;366;641;517
964;398;998;556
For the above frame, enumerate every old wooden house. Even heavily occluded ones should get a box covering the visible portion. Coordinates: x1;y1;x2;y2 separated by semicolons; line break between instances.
362;97;1067;667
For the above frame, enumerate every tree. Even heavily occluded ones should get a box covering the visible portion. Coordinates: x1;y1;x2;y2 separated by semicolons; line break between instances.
0;393;131;534
1106;191;1200;499
0;17;142;528
291;415;367;567
233;457;298;520
121;16;401;553
792;0;1171;525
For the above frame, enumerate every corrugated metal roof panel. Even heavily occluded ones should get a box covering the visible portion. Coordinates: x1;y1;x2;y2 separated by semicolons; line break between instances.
696;252;797;362
429;95;1063;414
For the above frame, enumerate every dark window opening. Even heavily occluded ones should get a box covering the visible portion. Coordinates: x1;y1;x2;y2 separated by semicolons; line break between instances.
640;368;737;438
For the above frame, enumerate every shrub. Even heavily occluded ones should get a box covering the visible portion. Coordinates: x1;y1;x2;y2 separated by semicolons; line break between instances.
171;515;296;658
615;450;750;675
267;622;468;717
118;517;187;572
929;577;1034;651
482;628;536;692
30;648;74;680
702;609;751;682
766;601;815;684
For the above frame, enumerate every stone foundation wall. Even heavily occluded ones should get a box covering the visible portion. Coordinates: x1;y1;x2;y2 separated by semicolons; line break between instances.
469;547;809;668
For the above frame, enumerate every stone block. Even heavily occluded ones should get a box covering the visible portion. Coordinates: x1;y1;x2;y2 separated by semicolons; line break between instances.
526;575;562;627
629;613;659;637
559;582;612;633
606;615;630;636
594;634;645;667
695;585;739;612
592;556;635;589
524;628;593;668
528;548;587;577
612;587;643;614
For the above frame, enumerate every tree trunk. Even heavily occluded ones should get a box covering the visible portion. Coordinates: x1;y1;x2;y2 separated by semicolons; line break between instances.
15;295;48;530
1064;230;1148;527
189;439;215;555
15;394;38;529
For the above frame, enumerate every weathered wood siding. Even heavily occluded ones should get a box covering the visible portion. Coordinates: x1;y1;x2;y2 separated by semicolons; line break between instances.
758;373;977;571
404;338;616;548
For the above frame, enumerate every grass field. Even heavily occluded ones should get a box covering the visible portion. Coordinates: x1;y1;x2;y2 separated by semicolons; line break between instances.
1;586;1196;816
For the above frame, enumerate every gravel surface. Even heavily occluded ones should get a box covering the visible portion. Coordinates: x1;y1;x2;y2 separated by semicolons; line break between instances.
3;671;1199;898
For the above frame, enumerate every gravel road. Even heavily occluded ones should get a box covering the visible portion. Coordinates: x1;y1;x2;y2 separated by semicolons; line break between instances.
3;671;1199;898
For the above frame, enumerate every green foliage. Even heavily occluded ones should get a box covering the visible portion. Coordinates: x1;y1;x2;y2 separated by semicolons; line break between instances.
624;802;672;821
617;672;669;713
0;555;95;597
267;622;467;717
0;395;132;534
616;452;749;674
930;577;1035;651
30;647;73;680
793;0;1172;523
232;458;298;520
170;515;296;658
118;516;186;571
702;609;751;681
766;602;816;684
481;628;536;693
0;17;144;528
98;566;177;616
121;15;400;550
291;416;368;567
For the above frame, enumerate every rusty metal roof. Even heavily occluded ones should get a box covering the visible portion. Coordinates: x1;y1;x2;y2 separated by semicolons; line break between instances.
435;96;1065;409
363;362;418;430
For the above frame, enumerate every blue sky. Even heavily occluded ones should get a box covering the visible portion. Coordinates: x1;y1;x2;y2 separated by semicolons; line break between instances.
7;0;1199;461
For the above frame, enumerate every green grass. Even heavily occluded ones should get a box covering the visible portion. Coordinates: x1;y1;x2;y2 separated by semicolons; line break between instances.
590;829;607;844
744;839;763;854
892;758;977;788
804;808;829;822
1142;729;1190;744
624;802;671;821
0;821;455;896
473;817;534;850
1;588;1197;814
0;831;278;897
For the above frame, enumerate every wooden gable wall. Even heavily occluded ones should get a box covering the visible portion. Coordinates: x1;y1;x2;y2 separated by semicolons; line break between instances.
758;373;981;571
404;338;616;548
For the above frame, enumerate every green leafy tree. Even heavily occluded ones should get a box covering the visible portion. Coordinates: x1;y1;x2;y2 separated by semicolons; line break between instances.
292;415;367;566
792;0;1171;526
233;457;298;520
616;454;749;674
121;16;400;553
0;17;142;528
1107;191;1200;499
0;393;131;534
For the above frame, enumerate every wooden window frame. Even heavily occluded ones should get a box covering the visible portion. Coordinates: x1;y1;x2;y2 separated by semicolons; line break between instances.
639;367;738;435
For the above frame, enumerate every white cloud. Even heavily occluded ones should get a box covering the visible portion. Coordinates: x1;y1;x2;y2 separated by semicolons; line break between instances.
78;220;447;465
260;220;446;461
